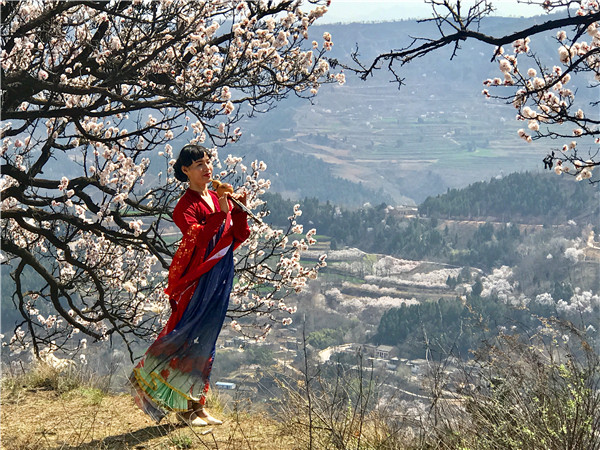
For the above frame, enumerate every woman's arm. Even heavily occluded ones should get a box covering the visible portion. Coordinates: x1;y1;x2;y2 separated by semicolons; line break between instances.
212;190;250;245
231;209;250;244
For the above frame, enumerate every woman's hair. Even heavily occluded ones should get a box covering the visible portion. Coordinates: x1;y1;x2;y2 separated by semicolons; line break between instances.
173;144;211;182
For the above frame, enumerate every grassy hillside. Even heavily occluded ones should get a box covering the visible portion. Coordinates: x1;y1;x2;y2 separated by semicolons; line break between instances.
4;327;599;450
1;369;293;450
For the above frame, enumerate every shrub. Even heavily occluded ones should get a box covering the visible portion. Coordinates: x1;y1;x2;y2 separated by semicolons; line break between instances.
426;320;600;449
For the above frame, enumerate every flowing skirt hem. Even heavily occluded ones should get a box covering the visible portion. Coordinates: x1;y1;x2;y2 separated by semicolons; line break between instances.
130;367;199;423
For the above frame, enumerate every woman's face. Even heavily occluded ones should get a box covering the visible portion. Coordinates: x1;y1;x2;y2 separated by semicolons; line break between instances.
182;154;212;189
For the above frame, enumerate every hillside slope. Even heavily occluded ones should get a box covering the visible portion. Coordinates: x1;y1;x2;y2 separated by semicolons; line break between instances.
1;388;293;449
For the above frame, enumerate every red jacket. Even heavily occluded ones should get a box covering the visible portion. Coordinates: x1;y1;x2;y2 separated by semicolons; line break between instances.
171;188;250;245
160;189;250;338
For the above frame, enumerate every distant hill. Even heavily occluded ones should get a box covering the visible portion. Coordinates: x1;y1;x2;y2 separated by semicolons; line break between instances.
35;16;596;208
234;15;597;205
419;171;600;224
245;145;396;207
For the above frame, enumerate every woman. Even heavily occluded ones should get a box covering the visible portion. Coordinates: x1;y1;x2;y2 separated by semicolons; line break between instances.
131;144;250;426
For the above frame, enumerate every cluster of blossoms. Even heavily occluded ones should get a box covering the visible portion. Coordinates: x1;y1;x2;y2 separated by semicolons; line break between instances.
318;248;421;278
336;259;369;275
410;268;462;287
479;265;521;305
217;160;327;338
373;255;420;276
316;248;367;261
534;288;599;333
339;295;419;313
323;285;419;313
483;1;599;180
564;238;586;262
556;288;599;317
363;272;461;290
1;0;338;359
479;265;599;323
324;287;344;301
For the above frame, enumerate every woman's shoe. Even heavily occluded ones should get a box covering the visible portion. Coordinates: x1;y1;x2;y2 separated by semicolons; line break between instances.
177;411;208;427
196;408;223;425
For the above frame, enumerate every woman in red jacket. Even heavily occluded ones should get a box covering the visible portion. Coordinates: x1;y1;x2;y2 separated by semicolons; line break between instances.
131;144;250;426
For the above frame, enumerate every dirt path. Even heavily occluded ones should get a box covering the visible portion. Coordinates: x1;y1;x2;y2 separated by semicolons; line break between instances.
1;389;294;449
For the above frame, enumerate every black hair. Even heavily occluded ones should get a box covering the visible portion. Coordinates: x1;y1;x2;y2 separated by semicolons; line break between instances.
173;144;210;182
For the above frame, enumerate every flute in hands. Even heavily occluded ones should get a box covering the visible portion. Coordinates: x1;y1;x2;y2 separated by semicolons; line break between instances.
211;180;262;224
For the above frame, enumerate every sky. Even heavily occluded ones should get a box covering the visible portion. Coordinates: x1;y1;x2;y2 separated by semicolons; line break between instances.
320;1;552;23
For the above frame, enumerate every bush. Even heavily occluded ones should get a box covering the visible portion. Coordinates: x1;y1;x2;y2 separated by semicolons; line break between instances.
426;321;600;449
307;328;345;350
2;359;112;400
276;319;600;449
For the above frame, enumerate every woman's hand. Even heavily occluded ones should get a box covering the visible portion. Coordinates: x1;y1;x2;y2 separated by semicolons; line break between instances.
218;194;230;213
230;191;248;210
211;180;247;213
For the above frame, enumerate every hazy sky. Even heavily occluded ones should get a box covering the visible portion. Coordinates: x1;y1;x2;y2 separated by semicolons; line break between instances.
321;1;552;23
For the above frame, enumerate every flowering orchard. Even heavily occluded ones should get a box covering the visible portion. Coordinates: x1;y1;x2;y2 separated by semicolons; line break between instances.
338;0;600;183
1;0;341;360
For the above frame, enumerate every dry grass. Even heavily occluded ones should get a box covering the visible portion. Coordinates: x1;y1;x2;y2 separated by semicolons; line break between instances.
1;387;298;449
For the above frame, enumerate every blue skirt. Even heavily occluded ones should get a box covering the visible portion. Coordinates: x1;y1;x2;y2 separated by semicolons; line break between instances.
131;244;234;422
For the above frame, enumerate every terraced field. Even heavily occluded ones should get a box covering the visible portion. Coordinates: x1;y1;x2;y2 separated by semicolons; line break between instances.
235;19;594;205
288;80;547;200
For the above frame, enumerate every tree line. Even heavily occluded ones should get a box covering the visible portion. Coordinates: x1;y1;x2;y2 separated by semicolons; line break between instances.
419;172;598;224
374;291;563;359
264;172;596;271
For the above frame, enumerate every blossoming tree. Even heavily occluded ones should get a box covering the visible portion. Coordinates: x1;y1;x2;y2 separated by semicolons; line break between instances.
336;0;599;182
1;0;341;360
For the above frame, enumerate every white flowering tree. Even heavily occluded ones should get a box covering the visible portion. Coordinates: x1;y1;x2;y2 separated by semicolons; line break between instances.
1;0;339;360
336;0;600;182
